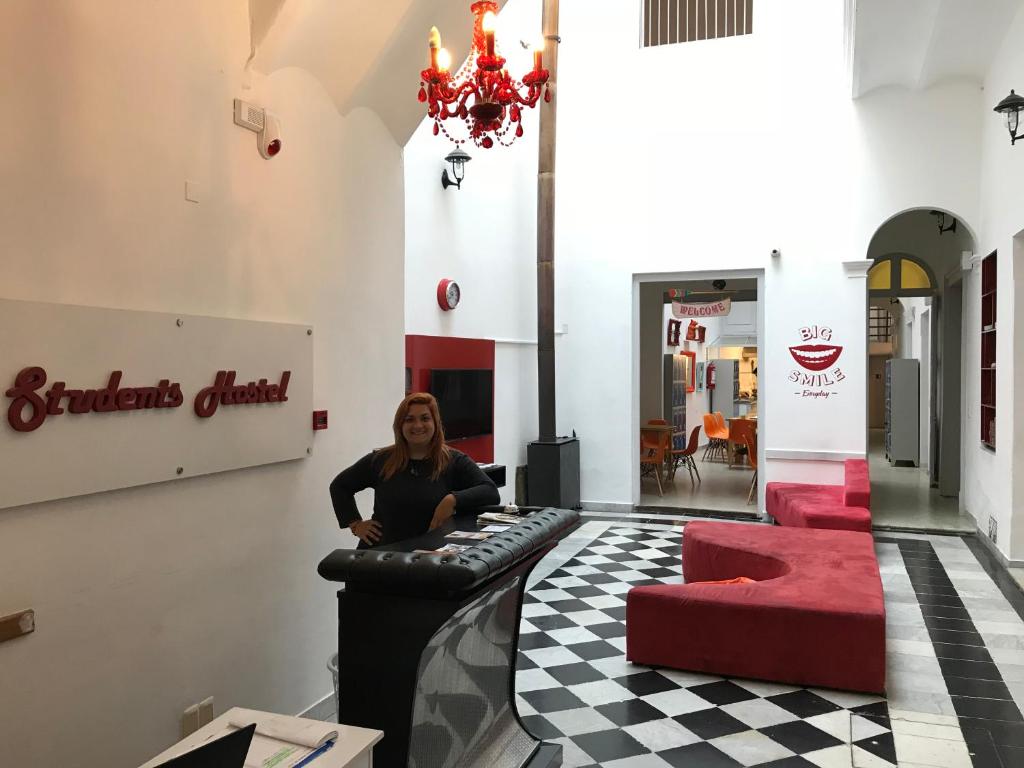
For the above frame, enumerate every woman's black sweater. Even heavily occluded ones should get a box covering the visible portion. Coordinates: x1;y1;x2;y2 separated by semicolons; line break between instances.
329;448;500;546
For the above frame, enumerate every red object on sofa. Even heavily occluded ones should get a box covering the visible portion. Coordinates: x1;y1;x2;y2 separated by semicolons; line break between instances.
766;458;871;532
626;521;886;693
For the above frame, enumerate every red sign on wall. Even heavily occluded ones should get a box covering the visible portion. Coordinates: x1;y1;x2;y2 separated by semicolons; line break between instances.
5;368;291;432
787;326;845;398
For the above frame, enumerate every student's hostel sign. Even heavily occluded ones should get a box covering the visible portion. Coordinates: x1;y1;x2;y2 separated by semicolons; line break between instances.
0;299;312;510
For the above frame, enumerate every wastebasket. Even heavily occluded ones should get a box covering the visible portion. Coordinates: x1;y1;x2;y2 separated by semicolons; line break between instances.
328;652;340;718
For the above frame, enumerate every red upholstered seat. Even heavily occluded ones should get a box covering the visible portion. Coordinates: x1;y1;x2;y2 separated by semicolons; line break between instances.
626;521;886;693
766;459;871;532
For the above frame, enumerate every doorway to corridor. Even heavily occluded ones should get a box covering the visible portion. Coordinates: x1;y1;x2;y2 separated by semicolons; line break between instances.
865;210;974;533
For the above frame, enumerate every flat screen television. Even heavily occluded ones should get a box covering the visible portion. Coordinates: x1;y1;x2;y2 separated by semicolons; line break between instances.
429;369;494;440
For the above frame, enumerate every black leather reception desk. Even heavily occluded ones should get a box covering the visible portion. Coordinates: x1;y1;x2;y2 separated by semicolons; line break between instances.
318;508;579;768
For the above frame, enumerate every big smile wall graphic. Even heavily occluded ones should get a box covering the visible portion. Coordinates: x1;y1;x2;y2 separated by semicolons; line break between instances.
788;325;845;398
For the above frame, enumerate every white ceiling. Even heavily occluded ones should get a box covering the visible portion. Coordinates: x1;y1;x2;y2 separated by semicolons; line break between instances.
250;0;507;146
849;0;1024;97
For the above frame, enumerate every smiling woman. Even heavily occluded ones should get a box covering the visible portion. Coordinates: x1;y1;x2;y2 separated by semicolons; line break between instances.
328;392;500;547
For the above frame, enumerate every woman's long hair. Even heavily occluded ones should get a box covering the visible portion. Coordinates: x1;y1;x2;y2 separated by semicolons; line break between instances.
379;392;451;481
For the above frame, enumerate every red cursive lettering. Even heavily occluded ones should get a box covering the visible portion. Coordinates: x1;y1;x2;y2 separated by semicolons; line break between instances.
193;371;291;418
6;367;48;432
4;368;186;432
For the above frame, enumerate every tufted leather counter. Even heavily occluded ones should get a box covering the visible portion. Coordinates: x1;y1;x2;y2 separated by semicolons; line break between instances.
317;507;578;598
320;507;579;768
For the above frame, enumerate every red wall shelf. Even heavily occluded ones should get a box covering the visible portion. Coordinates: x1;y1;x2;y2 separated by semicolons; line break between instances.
980;252;997;450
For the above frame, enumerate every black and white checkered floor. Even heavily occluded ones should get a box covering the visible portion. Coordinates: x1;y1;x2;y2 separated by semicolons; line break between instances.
514;523;899;768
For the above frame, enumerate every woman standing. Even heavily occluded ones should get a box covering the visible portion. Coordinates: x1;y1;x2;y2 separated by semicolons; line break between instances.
329;392;499;547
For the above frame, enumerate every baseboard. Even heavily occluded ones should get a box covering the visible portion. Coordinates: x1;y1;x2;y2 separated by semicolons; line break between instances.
764;448;866;462
298;692;335;722
974;526;1024;569
580;501;634;513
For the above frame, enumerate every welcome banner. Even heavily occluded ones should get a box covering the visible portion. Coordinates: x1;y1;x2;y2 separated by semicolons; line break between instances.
671;298;732;318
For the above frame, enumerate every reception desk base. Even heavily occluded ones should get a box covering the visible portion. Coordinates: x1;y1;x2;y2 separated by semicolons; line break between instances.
337;552;557;767
322;510;579;768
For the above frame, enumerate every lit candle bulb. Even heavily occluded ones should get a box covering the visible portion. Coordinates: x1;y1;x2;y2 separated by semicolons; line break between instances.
482;11;496;57
533;37;544;72
428;26;441;70
437;47;452;73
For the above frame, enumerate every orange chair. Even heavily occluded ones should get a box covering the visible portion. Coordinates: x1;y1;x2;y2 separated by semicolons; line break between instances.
640;427;670;496
702;413;729;462
746;432;758;505
728;418;757;467
669;425;702;485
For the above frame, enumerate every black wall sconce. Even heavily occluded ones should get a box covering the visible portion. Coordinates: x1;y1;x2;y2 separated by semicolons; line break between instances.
441;148;472;190
929;210;957;235
993;89;1024;146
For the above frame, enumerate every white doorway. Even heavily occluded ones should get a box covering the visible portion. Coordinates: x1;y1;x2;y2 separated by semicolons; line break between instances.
632;269;766;515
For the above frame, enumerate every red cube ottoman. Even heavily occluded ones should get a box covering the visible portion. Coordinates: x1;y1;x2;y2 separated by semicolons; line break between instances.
626;521;885;693
766;458;872;532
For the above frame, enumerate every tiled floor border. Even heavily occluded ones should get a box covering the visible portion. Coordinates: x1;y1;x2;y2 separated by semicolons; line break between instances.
961;535;1024;623
877;535;1024;767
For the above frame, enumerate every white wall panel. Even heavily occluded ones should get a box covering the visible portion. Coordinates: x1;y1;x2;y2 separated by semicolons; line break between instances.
0;299;312;509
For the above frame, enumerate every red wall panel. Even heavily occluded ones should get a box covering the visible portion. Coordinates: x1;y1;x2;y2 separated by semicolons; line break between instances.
405;335;495;463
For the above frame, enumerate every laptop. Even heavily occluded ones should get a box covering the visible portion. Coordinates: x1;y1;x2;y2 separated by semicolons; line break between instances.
154;723;256;768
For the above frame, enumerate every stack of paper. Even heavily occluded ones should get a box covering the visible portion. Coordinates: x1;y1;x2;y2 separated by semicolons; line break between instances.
445;530;491;540
477;511;527;524
227;710;337;768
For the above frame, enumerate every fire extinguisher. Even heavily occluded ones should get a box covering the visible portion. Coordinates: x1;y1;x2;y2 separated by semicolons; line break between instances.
707;362;716;390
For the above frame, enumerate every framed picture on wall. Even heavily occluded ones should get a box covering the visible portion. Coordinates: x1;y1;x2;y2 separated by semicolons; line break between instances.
696;362;705;393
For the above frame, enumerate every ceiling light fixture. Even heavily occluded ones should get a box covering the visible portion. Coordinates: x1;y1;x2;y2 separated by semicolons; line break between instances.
993;89;1024;146
418;1;550;149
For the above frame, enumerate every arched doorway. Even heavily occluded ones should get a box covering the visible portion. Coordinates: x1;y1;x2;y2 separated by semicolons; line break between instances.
865;209;976;530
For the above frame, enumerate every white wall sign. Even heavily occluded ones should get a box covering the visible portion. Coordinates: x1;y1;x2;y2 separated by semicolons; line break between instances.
786;325;846;399
0;299;313;510
672;299;731;318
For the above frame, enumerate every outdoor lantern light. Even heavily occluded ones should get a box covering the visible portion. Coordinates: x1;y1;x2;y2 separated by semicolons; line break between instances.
441;147;472;190
418;2;550;149
993;89;1024;145
929;210;957;235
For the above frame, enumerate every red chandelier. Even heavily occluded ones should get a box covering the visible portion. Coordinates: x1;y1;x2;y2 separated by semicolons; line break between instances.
418;1;550;149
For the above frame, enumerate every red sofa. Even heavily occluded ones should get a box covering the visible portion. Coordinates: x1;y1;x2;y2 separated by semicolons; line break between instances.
626;521;885;693
766;458;871;532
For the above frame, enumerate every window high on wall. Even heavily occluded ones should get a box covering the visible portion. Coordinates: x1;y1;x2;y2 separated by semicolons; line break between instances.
868;305;895;343
642;0;753;48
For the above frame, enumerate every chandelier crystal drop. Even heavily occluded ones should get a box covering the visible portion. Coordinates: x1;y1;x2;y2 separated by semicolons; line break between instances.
418;1;550;149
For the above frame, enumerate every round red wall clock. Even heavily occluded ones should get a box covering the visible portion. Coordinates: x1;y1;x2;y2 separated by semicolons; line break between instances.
437;279;461;311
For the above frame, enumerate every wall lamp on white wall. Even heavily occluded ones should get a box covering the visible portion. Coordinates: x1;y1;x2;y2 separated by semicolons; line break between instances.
993;89;1024;146
441;148;472;190
929;210;957;235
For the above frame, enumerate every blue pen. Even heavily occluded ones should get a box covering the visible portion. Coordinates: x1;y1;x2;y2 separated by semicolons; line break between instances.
292;739;335;768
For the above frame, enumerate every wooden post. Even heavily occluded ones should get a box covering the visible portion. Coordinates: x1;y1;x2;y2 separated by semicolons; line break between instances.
537;0;559;440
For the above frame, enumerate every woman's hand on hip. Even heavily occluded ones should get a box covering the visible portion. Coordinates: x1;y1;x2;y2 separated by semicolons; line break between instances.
429;494;457;531
349;519;383;545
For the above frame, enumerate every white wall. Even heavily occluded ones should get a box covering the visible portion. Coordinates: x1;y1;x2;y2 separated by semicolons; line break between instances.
402;0;541;503
0;2;404;766
398;0;1004;528
971;1;1024;561
551;0;982;507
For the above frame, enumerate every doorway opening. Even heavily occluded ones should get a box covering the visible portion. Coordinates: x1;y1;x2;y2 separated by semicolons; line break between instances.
633;269;765;516
865;209;975;532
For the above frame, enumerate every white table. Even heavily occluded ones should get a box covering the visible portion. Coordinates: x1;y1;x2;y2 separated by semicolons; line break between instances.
139;707;383;768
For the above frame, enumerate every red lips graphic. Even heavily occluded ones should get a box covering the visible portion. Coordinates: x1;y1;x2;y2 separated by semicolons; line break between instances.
789;344;843;371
